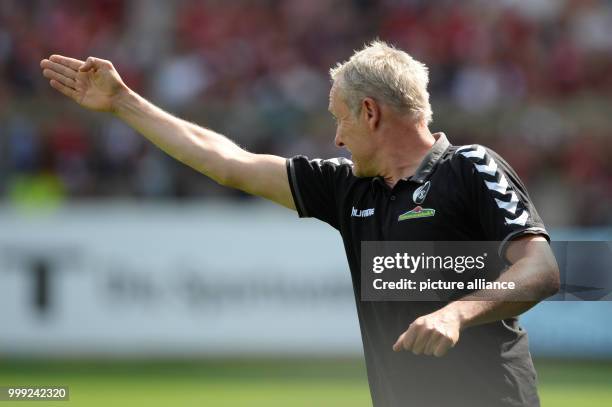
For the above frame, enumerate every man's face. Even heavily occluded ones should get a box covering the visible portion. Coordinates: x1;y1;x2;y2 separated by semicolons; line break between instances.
328;84;377;177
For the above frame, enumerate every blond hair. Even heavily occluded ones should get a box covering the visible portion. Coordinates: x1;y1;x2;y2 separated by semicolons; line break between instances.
330;40;432;124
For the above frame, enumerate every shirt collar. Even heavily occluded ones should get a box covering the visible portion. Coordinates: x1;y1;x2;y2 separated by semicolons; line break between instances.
409;132;450;183
371;132;450;186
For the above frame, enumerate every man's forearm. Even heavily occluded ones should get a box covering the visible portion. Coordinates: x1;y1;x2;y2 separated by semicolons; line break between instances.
112;87;241;185
445;300;536;330
393;236;559;355
443;249;560;330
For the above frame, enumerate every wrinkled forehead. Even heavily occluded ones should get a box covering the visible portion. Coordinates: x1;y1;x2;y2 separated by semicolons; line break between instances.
328;84;336;111
328;83;343;113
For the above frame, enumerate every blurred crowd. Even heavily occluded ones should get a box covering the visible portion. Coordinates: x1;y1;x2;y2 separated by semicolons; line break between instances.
0;0;611;226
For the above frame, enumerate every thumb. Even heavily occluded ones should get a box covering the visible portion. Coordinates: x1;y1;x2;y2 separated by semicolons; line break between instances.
79;57;102;72
392;333;405;352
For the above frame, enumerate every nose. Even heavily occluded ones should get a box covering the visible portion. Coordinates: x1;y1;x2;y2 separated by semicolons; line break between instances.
334;131;344;148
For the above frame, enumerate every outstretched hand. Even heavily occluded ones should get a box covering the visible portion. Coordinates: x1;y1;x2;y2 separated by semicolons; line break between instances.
40;55;127;112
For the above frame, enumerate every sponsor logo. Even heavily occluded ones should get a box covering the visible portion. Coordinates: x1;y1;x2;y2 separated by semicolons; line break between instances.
351;207;375;218
398;206;436;221
412;181;431;204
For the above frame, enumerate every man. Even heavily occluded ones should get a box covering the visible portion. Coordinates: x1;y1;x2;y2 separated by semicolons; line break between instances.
40;41;559;406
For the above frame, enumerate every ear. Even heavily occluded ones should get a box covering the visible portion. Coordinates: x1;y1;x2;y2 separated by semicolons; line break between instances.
361;97;381;131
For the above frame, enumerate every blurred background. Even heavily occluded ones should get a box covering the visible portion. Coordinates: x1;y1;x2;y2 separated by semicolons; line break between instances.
1;0;611;406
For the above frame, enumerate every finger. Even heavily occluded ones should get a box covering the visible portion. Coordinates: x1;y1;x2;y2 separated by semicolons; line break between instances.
433;337;453;357
49;54;84;71
424;331;442;356
401;325;419;351
43;69;76;90
49;79;78;100
410;329;430;355
41;60;77;80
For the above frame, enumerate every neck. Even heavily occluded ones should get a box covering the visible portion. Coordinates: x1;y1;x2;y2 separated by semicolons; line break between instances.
377;125;436;188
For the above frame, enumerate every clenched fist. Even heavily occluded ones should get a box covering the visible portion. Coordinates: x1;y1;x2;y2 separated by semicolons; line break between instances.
40;55;127;112
393;308;462;357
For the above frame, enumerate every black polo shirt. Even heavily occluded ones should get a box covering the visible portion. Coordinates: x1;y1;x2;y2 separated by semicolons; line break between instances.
286;133;549;407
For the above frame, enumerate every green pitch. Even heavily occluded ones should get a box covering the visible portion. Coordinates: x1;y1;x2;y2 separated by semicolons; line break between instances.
0;358;610;406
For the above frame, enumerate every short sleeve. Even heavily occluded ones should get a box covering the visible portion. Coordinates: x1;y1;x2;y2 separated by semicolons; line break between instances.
286;155;353;229
455;145;550;260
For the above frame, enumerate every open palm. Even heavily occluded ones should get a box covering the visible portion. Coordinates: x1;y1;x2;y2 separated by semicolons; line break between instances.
40;55;126;112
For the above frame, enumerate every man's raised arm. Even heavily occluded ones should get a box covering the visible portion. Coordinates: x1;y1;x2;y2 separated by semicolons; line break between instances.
40;55;295;210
